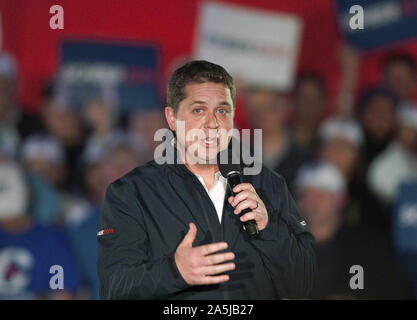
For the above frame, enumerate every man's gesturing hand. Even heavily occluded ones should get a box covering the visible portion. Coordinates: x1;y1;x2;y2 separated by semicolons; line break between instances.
174;223;235;285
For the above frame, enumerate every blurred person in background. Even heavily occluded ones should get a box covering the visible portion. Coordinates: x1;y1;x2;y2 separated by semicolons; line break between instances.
244;88;309;189
97;131;149;189
21;134;67;188
336;45;361;117
354;87;399;235
368;106;417;207
40;98;87;194
65;132;148;299
16;81;50;141
0;52;20;161
382;53;417;109
81;131;148;207
19;134;63;226
19;133;91;228
292;72;327;151
0;161;79;299
357;87;398;169
82;98;117;164
317;117;365;227
0;52;45;155
127;109;166;162
296;161;410;299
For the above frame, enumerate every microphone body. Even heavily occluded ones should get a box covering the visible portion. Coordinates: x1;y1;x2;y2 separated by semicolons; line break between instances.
226;171;259;238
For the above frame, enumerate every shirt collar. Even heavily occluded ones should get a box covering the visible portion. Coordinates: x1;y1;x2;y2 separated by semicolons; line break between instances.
194;171;223;181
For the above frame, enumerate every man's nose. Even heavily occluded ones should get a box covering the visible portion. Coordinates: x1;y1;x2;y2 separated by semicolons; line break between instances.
205;112;219;129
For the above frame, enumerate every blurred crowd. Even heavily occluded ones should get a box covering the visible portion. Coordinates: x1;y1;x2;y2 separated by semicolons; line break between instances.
1;42;417;299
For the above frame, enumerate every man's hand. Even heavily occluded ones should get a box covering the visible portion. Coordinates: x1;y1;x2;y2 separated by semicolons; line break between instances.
174;223;235;285
228;183;269;231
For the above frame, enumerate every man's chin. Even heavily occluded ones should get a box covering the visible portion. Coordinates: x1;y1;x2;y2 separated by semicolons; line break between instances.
185;149;219;165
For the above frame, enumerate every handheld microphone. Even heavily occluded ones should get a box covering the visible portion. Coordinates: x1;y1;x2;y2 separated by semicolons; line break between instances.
217;150;259;238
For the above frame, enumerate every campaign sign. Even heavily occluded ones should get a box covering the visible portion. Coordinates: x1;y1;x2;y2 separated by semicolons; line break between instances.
194;2;303;91
335;0;417;51
57;40;161;114
393;181;417;254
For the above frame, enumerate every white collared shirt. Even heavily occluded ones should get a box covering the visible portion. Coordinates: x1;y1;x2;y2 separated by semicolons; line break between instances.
194;171;228;223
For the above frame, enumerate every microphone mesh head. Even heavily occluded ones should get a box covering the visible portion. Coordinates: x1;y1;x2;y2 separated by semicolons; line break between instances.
217;147;242;178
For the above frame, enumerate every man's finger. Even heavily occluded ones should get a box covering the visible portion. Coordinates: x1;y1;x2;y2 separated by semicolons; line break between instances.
203;252;235;266
197;241;228;256
229;190;253;207
233;199;257;215
181;222;197;247
240;211;257;222
200;274;230;285
199;262;236;276
232;183;255;194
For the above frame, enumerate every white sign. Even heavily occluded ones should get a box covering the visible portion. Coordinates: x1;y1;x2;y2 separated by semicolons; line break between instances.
194;1;303;90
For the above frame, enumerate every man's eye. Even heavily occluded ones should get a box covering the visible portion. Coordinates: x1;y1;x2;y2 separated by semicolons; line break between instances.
218;108;229;115
193;108;203;114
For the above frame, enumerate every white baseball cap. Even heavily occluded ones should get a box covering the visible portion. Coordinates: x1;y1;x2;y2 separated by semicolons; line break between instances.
295;161;347;194
0;162;28;219
319;117;364;148
21;134;64;165
397;104;417;131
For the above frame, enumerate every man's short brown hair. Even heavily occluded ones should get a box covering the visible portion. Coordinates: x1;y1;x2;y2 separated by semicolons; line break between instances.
167;60;236;115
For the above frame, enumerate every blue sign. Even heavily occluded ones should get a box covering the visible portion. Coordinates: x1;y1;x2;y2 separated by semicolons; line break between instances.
393;181;417;254
58;40;162;114
335;0;417;51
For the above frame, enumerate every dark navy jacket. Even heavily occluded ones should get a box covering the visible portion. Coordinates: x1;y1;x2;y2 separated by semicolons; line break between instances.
97;152;316;300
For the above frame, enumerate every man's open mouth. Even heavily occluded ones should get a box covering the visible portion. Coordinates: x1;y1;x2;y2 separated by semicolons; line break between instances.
201;137;218;147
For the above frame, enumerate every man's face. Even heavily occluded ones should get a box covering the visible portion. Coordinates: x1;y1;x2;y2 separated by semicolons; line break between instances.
398;126;417;151
0;76;14;119
43;102;84;145
384;63;416;100
299;187;344;227
320;138;358;177
165;82;234;164
361;95;395;141
26;158;66;187
295;81;325;122
101;147;141;187
246;90;289;133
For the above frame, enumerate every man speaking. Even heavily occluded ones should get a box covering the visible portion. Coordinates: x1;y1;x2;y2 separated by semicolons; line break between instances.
97;60;316;299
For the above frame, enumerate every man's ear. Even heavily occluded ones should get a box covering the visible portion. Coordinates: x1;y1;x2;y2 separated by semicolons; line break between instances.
165;106;176;132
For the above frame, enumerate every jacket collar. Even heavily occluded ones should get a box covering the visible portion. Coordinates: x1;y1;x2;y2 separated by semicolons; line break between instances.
154;138;195;178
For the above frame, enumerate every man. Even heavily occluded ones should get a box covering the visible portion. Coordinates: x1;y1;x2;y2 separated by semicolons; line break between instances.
318;117;364;181
41;98;86;194
292;72;327;151
295;161;410;299
244;87;308;189
368;105;417;204
0;161;79;299
67;132;148;300
0;52;20;160
97;60;316;300
357;87;397;168
382;53;416;108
